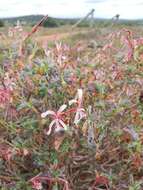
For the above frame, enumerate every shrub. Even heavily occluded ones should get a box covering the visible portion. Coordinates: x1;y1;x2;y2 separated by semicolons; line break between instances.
43;17;59;28
0;20;4;27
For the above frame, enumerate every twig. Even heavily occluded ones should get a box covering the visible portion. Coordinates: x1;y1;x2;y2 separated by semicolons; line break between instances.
23;15;48;42
19;15;48;57
0;175;19;182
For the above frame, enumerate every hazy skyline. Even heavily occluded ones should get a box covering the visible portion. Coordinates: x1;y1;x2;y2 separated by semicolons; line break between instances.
0;0;143;19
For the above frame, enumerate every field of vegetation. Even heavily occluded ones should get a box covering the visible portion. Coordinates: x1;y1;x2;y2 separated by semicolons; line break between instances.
0;17;143;190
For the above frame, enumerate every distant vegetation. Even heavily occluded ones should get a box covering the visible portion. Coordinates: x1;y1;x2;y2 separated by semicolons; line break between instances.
2;15;44;26
1;14;143;28
43;17;59;27
1;15;78;27
0;19;4;27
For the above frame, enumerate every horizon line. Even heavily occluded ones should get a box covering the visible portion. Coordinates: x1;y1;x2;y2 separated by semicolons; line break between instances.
1;14;143;21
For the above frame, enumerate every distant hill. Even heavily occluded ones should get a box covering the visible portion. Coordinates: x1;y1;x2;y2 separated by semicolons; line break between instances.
1;15;78;27
1;15;143;27
2;15;46;25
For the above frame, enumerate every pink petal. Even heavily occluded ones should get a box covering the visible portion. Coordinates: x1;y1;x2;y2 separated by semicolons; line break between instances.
74;112;82;125
46;119;56;135
58;104;67;113
69;89;83;107
69;99;77;105
77;89;83;105
58;119;67;130
74;108;86;125
41;110;55;118
32;180;42;190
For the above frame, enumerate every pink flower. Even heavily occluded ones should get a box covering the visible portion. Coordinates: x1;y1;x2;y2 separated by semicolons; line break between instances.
31;179;42;190
0;88;11;107
32;180;42;190
1;147;13;161
41;104;67;135
29;174;70;190
69;89;86;125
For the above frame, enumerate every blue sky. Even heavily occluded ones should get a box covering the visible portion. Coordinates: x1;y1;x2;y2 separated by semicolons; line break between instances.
0;0;143;19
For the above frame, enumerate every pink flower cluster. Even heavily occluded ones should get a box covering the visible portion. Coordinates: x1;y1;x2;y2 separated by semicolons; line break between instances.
29;173;70;190
0;88;11;107
41;89;86;135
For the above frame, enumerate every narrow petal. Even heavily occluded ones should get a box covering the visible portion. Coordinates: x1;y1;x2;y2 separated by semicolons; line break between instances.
79;110;86;119
69;99;77;105
79;108;86;112
41;110;55;118
75;89;83;106
74;112;81;125
77;89;83;101
58;104;67;113
74;108;86;125
46;120;56;135
59;119;67;130
55;119;61;129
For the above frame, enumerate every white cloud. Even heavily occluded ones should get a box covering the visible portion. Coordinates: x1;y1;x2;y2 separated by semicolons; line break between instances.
94;0;143;19
0;0;143;19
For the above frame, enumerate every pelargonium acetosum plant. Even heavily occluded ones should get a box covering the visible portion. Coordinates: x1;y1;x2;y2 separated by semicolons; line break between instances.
41;89;86;135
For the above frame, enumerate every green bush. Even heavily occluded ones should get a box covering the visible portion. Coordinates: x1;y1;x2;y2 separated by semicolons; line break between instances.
0;20;4;27
43;17;59;28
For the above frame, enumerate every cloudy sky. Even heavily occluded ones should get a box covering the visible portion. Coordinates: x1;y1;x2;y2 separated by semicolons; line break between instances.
0;0;143;19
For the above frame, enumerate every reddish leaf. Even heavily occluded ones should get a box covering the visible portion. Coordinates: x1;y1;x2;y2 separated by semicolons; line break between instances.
92;175;109;189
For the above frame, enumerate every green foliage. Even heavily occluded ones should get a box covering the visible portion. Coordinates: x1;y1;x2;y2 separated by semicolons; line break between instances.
0;19;4;27
78;21;91;27
129;181;142;190
43;17;59;27
1;22;143;189
60;139;71;153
